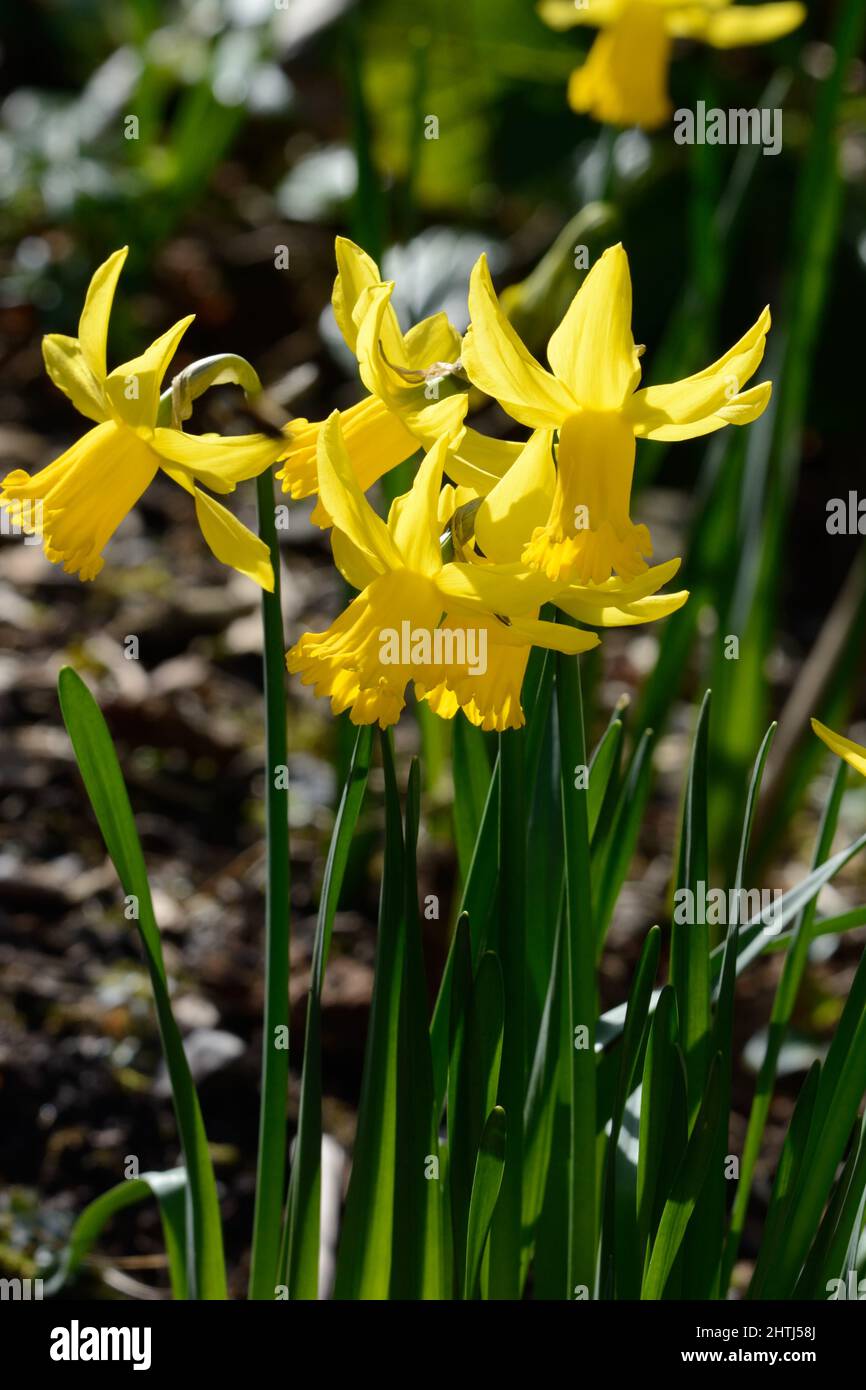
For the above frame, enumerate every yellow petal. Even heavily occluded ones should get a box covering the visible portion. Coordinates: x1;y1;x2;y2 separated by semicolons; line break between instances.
403;311;463;371
702;3;806;48
42;334;107;424
462;254;578;430
106;316;195;431
568;5;673;130
355;282;468;445
78;247;128;381
436;559;558;615
331;525;381;591
446;430;523;495
474;430;556;564
276;395;417;508
811;719;866;779
332;237;387;355
315;412;402;573
557;587;689;626
152;428;285;493
0;420;157;581
546;244;641;410
387;435;448;576
628;307;771;440
193;488;274;591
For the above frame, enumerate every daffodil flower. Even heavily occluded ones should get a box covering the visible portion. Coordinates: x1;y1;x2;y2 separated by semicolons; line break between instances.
538;0;805;130
812;719;866;779
286;414;600;730
277;238;516;524
0;248;283;589
277;239;468;520
461;243;771;584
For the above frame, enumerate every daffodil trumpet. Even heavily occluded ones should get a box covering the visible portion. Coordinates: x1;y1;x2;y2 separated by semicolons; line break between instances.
0;248;284;589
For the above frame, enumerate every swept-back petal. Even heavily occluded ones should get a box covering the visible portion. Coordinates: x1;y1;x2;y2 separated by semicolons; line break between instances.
42;334;107;424
546;244;641;410
152;428;285;493
557;587;688;626
627;306;771;440
332;237;387;355
315;412;402;574
78;247;128;382
462;254;578;429
474;430;556;564
193;488;274;591
436;558;558;615
445;430;522;495
700;3;806;48
388;435;448;576
106;316;195;431
811;719;866;779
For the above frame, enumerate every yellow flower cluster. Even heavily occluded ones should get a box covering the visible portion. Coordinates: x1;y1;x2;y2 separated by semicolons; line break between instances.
1;239;775;731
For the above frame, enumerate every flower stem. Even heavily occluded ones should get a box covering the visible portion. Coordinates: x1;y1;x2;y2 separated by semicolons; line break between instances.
248;469;291;1300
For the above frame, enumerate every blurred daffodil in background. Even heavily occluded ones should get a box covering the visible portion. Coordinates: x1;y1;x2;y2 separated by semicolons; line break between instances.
461;243;771;584
0;248;284;589
538;0;806;129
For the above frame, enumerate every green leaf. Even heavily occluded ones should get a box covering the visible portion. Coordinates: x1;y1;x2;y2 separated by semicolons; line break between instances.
669;691;711;1126
392;759;443;1298
46;1169;188;1299
284;726;373;1299
755;940;866;1297
600;925;661;1299
57;667;226;1300
449;950;504;1287
636;987;687;1271
556;649;598;1299
724;757;845;1288
463;1107;507;1300
452;718;493;882
333;731;406;1299
642;1055;723;1300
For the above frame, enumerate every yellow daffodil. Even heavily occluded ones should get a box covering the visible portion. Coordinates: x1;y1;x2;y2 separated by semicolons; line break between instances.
0;248;282;589
277;239;468;521
811;719;866;779
461;243;771;584
286;414;600;730
538;0;805;130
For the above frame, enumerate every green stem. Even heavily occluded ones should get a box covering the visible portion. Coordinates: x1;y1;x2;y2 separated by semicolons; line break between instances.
248;470;291;1300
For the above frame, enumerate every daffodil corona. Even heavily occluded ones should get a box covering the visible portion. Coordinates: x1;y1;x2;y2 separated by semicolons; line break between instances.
0;249;283;588
538;0;805;130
